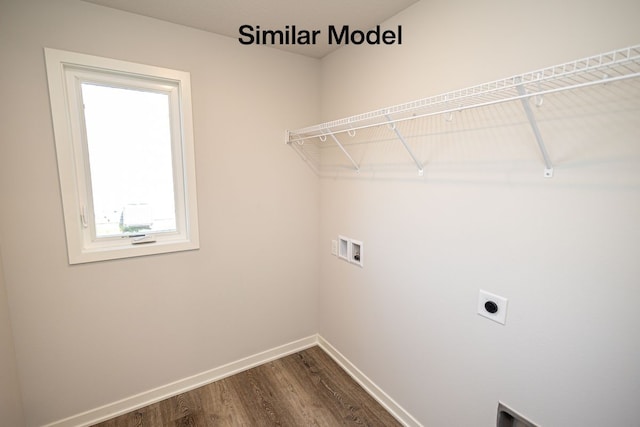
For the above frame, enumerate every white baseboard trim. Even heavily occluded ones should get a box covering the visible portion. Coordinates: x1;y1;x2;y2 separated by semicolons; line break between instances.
44;335;318;427
45;334;422;427
317;335;424;427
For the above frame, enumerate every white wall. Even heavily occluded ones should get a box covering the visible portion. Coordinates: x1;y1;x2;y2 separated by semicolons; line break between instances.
319;0;640;426
0;246;25;426
0;1;320;425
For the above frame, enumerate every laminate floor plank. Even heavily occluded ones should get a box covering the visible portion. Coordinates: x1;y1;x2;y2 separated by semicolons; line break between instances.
287;348;364;423
96;402;163;427
92;346;402;426
161;392;206;427
284;347;398;426
225;365;301;426
198;376;254;426
263;357;333;426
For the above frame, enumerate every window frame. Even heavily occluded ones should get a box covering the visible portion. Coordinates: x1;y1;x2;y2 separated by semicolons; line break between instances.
45;48;200;264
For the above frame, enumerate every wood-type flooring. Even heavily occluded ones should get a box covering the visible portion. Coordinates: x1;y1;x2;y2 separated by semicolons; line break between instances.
92;345;402;426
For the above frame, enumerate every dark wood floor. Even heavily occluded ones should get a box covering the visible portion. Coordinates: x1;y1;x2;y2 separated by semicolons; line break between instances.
92;345;402;426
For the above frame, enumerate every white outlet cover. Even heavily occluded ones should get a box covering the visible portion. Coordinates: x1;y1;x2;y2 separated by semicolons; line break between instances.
477;290;508;325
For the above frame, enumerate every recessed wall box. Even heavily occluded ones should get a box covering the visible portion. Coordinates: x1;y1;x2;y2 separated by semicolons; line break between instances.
349;239;363;267
338;235;349;261
337;235;363;267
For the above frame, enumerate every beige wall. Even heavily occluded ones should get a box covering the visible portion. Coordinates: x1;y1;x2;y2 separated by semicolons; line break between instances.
0;246;25;426
319;0;640;426
0;1;320;425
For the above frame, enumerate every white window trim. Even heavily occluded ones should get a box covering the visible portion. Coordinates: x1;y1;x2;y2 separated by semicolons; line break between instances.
45;48;200;264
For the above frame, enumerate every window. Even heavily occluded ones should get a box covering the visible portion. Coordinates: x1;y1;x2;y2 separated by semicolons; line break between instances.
45;48;199;264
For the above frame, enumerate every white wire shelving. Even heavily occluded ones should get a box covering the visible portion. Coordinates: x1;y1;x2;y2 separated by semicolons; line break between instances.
286;44;640;178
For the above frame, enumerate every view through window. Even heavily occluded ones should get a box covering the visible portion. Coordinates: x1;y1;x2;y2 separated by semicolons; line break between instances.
81;83;177;237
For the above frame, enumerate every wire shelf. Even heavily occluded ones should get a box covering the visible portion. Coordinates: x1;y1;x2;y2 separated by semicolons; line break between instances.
286;44;640;177
288;45;640;142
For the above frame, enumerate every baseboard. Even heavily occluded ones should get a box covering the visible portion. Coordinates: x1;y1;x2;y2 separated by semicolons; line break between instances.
44;334;422;427
43;335;318;427
317;335;424;427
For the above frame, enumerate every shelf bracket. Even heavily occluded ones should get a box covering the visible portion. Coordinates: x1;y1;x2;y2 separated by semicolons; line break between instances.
325;131;360;172
516;83;554;178
385;115;424;176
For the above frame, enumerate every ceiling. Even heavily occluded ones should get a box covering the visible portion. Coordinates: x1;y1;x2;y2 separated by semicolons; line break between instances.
81;0;419;58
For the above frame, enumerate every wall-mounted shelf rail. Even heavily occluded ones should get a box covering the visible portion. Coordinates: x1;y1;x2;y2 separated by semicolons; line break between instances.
286;44;640;177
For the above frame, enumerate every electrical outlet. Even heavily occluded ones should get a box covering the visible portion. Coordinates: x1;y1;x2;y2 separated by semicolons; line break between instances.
477;290;508;325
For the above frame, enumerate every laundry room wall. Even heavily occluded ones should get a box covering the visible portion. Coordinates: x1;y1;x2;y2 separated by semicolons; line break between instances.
0;1;320;425
318;0;640;425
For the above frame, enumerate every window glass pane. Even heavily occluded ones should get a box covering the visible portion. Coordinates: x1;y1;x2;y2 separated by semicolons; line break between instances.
81;83;177;237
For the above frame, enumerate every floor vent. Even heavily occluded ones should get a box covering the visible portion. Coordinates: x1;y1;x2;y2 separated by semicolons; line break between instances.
497;402;539;427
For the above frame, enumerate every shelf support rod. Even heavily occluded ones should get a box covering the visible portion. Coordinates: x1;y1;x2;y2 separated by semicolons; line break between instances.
385;115;424;176
326;131;360;172
516;84;554;178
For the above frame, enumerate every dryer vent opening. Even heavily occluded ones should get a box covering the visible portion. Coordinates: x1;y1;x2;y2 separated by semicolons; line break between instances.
497;402;539;427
